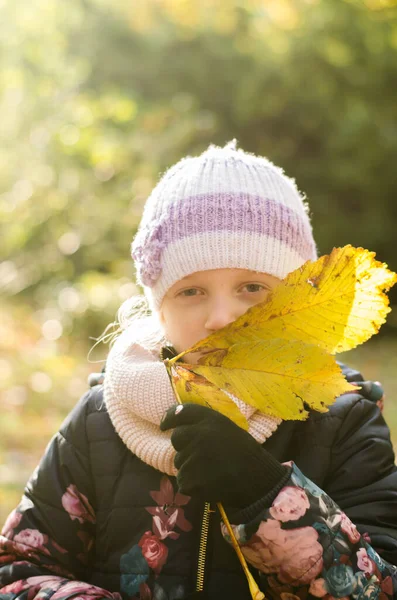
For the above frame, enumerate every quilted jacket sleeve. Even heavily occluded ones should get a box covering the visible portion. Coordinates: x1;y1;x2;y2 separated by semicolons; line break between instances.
221;397;397;599
0;390;120;600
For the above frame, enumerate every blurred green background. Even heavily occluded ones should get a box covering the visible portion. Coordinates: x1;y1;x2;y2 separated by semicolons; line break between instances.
1;0;397;522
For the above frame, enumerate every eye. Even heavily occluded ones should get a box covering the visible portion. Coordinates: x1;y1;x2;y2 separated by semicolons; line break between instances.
177;288;202;297
241;283;267;293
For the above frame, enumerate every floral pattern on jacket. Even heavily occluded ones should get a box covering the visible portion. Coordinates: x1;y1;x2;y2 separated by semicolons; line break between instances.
120;476;192;599
222;462;397;600
0;489;111;600
0;476;192;600
1;442;397;599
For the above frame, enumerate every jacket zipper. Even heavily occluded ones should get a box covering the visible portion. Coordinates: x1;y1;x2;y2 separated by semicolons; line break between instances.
196;501;212;592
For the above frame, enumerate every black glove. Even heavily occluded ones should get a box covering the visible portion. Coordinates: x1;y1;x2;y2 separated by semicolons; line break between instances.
338;362;384;408
160;403;289;508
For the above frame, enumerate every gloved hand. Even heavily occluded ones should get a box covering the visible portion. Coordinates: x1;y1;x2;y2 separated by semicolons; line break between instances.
160;404;289;507
338;363;385;411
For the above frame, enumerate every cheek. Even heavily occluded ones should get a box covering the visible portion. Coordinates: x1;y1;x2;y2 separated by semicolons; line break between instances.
161;306;204;351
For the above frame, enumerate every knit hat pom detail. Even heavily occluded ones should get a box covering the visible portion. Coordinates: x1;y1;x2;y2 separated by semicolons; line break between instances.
132;227;166;287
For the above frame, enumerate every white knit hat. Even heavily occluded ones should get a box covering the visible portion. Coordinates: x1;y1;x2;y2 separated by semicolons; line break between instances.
132;141;317;310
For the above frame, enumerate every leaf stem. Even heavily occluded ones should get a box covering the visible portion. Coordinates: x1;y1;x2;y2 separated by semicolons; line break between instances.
164;359;182;401
217;503;265;600
164;358;264;599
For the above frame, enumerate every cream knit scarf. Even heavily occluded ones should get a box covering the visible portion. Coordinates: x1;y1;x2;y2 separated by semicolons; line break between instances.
104;326;281;476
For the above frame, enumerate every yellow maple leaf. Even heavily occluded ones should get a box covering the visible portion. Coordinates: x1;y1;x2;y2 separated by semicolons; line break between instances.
165;245;396;424
187;245;397;355
171;339;353;421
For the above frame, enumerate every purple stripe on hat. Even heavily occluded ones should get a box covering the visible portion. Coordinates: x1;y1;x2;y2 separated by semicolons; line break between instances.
162;192;315;256
133;192;316;286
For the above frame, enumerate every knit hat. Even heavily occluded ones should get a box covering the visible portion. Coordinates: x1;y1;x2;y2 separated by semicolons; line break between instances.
132;141;317;310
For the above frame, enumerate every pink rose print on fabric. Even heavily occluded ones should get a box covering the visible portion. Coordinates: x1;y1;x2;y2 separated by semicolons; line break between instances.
340;512;361;544
0;579;26;595
1;509;22;539
62;484;96;524
50;580;120;599
13;529;49;555
25;575;63;595
309;577;328;597
357;548;375;575
269;486;310;522
138;531;168;575
146;476;192;540
242;519;323;584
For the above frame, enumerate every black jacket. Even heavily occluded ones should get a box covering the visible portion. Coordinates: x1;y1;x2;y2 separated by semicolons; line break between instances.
1;368;397;600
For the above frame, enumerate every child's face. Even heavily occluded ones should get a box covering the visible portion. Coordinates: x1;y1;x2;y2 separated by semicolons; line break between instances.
160;268;280;362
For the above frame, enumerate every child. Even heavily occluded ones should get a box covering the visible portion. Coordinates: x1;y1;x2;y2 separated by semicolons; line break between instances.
1;142;397;600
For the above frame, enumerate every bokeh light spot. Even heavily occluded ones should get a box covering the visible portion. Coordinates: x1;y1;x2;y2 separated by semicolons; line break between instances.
58;286;81;312
58;231;81;255
29;372;53;393
12;180;34;203
42;319;63;341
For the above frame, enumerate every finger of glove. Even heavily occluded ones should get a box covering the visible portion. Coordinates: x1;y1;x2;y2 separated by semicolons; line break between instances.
357;381;384;403
160;403;214;431
337;363;364;383
170;424;197;452
173;441;198;471
176;470;202;498
176;454;209;498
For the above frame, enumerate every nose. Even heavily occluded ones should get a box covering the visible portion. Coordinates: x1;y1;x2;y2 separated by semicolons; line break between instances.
204;298;240;332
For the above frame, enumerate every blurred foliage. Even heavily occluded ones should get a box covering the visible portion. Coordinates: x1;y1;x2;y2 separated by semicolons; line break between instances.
1;0;397;519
